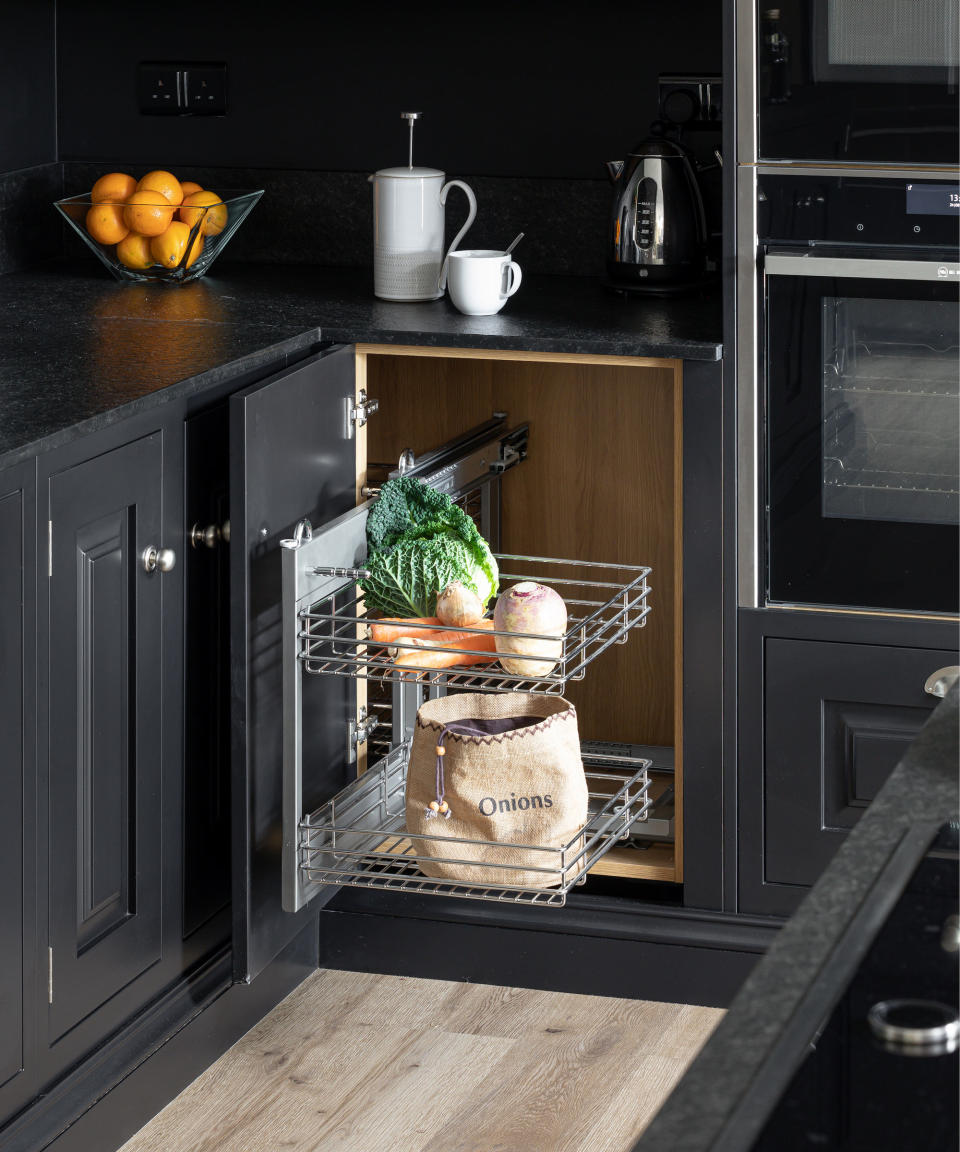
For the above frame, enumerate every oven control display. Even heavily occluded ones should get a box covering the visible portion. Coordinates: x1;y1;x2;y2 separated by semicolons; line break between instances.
906;183;960;216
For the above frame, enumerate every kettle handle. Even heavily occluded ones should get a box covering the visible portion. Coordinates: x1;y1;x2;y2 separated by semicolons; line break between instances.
438;180;477;292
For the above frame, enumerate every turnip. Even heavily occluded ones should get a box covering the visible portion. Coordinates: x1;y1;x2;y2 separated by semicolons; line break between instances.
493;582;567;677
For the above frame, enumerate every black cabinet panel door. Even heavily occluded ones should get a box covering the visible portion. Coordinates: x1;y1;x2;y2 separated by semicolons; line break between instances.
0;465;37;1121
229;345;357;981
48;434;164;1044
740;637;954;917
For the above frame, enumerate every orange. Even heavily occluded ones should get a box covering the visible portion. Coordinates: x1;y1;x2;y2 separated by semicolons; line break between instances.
150;220;192;268
179;190;227;236
185;231;204;270
90;172;137;204
123;190;175;236
85;202;129;245
116;231;154;270
137;169;184;207
180;180;204;197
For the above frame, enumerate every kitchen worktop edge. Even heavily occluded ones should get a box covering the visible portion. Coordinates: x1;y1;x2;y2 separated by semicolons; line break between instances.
0;262;722;471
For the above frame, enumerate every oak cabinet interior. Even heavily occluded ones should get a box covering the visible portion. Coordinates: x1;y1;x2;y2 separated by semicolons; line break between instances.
358;346;684;885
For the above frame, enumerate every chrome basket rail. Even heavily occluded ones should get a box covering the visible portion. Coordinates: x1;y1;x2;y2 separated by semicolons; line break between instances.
299;744;653;906
297;554;652;697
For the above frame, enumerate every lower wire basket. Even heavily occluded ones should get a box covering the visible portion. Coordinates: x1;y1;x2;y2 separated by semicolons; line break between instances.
299;743;652;906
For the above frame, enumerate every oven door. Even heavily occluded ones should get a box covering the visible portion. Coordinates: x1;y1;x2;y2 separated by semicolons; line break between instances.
765;249;959;613
754;0;959;165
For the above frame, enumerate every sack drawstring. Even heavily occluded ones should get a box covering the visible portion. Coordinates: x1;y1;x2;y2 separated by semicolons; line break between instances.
425;724;454;819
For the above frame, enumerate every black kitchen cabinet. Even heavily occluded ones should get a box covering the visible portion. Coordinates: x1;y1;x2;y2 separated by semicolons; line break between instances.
183;403;232;952
44;432;170;1074
738;611;959;918
0;461;38;1125
228;345;358;981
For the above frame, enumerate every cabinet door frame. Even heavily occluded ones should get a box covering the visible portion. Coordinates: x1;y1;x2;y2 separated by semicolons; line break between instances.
229;343;360;982
0;459;39;1124
737;607;959;918
35;408;186;1079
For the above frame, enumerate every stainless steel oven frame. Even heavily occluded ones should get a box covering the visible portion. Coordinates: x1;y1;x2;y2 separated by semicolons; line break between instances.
733;0;960;609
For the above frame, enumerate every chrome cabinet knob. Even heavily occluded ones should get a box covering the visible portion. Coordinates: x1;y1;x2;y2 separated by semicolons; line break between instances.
189;519;230;549
924;666;960;698
142;546;176;573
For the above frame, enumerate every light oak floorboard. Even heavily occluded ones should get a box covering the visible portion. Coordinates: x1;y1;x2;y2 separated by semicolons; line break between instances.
119;970;722;1152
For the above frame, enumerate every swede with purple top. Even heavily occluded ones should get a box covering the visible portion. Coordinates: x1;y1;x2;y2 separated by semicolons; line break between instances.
493;582;567;677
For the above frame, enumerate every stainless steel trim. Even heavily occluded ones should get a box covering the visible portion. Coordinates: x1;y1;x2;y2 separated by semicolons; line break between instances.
737;163;761;607
924;666;960;698
764;252;960;281
756;162;960;179
867;999;960;1053
735;0;758;166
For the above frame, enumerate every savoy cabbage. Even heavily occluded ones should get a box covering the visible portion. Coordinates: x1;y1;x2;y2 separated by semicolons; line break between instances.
359;478;498;618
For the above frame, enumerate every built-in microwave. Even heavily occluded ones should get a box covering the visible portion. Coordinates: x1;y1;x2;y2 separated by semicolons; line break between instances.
752;0;959;166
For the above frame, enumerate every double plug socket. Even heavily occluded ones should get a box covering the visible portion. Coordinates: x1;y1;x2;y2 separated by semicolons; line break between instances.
657;74;722;127
137;62;228;116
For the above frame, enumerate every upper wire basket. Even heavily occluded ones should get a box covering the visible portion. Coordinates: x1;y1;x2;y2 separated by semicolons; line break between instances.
298;554;652;696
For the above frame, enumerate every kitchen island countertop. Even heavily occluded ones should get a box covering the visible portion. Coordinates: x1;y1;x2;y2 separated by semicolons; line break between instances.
635;685;959;1152
0;260;722;471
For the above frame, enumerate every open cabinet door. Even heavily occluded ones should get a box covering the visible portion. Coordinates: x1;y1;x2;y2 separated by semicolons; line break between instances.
229;344;359;981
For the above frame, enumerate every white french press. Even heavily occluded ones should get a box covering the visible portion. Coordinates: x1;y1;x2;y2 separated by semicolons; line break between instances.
370;112;477;302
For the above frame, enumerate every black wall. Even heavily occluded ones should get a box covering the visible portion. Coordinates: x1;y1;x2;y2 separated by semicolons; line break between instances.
1;1;56;172
56;0;722;179
1;0;723;275
0;1;60;273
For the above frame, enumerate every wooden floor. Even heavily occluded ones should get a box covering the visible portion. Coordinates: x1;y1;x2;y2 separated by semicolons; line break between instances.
119;970;723;1152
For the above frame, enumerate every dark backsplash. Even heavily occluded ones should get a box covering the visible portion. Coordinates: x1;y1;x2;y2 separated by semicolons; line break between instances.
53;162;613;279
0;164;63;275
0;0;721;278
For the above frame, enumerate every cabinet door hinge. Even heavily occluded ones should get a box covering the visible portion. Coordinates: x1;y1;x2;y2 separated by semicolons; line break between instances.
48;520;53;578
347;707;379;764
345;389;379;438
48;947;53;1003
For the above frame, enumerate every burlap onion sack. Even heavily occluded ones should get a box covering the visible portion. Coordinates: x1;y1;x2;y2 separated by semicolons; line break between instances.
405;693;587;887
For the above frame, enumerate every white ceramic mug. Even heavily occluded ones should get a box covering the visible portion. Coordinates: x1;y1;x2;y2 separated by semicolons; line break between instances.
447;250;523;316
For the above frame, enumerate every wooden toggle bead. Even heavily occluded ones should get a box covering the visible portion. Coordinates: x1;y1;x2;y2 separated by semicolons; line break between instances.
429;801;440;812
438;801;449;814
436;745;446;756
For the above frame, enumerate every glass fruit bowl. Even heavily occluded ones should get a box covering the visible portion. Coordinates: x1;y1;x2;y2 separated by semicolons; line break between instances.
54;189;263;284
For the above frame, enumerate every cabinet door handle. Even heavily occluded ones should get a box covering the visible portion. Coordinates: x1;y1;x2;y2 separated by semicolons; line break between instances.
924;666;960;698
142;546;176;573
190;520;230;549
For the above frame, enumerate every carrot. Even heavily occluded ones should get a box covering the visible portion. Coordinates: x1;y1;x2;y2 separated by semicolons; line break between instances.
393;621;498;674
367;616;443;644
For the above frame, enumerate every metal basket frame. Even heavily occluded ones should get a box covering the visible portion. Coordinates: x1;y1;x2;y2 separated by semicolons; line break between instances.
299;743;652;906
298;553;652;696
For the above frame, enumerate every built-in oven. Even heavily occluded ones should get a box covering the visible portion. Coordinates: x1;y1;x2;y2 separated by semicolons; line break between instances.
752;0;959;166
759;171;959;614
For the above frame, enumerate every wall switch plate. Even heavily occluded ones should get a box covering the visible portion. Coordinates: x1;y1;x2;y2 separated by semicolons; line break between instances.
183;64;228;115
137;62;183;114
657;74;722;127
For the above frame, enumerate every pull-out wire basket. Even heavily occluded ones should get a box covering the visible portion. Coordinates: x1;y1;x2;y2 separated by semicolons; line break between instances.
298;554;652;696
299;743;652;906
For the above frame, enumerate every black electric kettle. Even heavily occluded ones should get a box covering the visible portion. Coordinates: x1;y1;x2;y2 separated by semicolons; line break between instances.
605;136;708;293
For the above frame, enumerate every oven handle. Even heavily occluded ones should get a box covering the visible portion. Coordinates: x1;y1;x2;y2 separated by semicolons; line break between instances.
765;252;960;282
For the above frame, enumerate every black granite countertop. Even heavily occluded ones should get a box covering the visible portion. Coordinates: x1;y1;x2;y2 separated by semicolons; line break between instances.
635;686;960;1152
0;260;722;471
